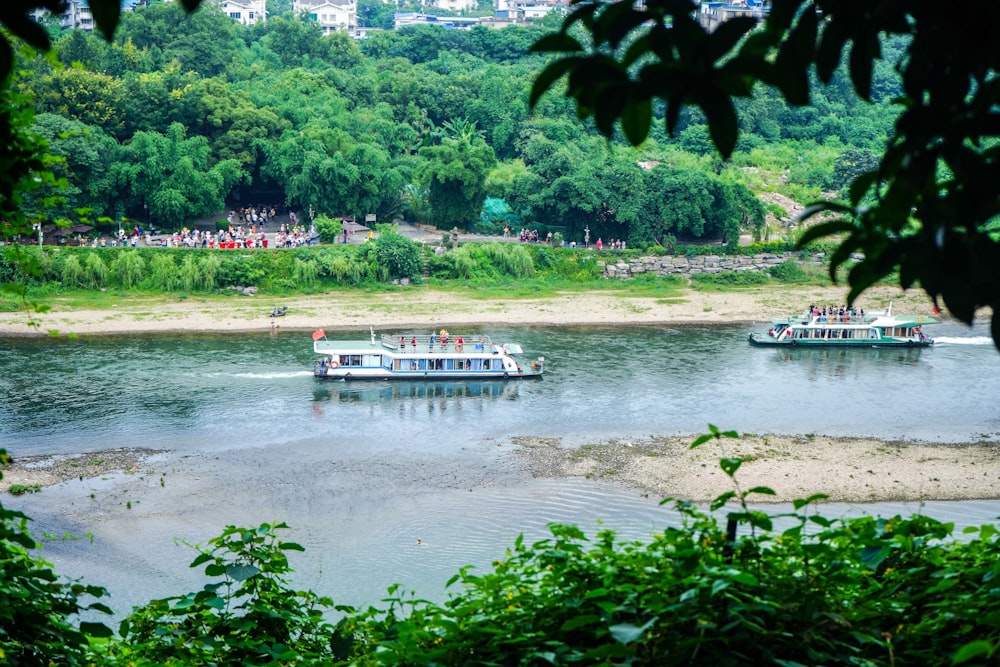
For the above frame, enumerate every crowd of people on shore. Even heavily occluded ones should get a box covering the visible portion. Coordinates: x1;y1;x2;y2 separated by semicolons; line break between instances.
80;207;318;249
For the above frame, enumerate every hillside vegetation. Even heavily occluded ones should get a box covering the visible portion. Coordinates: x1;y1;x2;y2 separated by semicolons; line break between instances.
13;2;902;248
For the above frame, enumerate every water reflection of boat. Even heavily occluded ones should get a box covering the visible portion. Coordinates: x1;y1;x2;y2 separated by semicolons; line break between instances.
314;329;544;380
773;346;925;365
313;380;518;403
748;302;935;348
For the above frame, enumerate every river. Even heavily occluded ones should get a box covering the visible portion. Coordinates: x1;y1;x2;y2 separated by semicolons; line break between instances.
2;321;998;617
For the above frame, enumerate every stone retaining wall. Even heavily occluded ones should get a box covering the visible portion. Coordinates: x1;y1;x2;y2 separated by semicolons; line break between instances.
598;252;825;278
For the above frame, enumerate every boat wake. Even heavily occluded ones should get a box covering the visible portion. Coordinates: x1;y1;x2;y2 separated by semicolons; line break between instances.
934;336;994;346
229;371;315;379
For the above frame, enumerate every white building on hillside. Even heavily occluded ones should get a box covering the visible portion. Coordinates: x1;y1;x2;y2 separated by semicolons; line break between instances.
424;0;478;11
53;0;143;31
293;0;358;34
214;0;266;25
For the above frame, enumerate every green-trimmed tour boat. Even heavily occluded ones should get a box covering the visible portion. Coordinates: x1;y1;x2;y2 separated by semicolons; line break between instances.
748;303;935;348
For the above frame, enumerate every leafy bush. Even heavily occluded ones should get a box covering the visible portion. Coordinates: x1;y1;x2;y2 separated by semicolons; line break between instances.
340;428;1000;666
768;259;810;283
0;449;112;665
690;270;771;286
148;253;179;291
369;226;421;279
116;522;343;666
424;251;458;280
110;251;146;288
453;243;535;279
60;254;85;287
314;215;343;244
217;254;265;287
292;257;319;288
316;247;378;286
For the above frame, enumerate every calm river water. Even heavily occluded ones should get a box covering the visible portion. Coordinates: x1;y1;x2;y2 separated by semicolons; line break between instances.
2;321;999;616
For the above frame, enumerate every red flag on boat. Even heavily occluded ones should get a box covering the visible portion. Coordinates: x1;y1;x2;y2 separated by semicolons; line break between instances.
312;328;326;341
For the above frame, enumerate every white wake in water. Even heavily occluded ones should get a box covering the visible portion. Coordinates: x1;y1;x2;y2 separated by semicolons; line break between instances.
934;336;994;345
230;371;315;379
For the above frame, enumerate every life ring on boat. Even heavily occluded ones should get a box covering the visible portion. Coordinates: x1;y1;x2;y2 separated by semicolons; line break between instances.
329;361;339;369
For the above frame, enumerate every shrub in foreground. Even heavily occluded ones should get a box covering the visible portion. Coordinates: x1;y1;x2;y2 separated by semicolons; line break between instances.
4;431;1000;665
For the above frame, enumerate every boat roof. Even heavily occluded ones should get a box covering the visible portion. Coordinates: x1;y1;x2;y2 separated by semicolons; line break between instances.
314;332;522;356
770;314;936;327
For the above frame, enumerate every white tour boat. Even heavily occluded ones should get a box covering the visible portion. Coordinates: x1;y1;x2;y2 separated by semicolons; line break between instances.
748;302;935;348
313;328;545;380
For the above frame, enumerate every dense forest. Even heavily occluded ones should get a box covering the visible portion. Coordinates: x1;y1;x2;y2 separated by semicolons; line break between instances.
15;0;902;247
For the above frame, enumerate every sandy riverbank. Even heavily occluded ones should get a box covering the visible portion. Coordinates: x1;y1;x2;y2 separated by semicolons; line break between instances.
0;284;944;336
513;434;1000;504
2;283;997;505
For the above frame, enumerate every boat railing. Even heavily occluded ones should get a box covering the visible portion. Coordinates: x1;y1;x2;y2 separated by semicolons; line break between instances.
800;312;877;325
380;333;494;352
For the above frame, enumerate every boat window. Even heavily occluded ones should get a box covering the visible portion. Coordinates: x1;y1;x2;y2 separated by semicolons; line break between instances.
418;359;428;371
362;354;381;367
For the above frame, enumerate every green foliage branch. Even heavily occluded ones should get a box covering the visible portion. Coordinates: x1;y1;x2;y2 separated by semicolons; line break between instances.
530;0;1000;349
116;521;344;665
0;448;113;665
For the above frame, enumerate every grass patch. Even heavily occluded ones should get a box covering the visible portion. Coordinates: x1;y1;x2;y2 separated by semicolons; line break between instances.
7;483;41;495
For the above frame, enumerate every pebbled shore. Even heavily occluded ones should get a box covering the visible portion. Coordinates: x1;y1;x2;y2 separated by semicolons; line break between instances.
0;448;162;494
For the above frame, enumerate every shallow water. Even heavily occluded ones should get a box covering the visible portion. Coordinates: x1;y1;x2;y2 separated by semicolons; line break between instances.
2;321;999;616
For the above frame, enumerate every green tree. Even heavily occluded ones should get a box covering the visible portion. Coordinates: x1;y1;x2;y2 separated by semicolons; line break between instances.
418;130;497;230
24;113;121;221
358;0;396;30
28;64;126;136
261;14;328;68
112;122;246;226
531;0;1000;347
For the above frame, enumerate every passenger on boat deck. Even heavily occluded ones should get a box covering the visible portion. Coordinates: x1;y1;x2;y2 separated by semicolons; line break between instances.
411;336;417;348
429;333;435;350
400;336;405;350
456;336;464;350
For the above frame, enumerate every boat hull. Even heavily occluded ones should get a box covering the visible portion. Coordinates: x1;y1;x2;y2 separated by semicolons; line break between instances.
748;332;933;348
313;366;543;381
313;332;544;381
